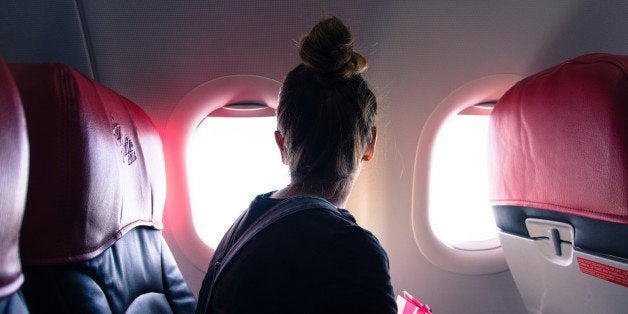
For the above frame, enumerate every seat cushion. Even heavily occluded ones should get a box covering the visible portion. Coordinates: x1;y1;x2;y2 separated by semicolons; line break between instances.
0;292;29;314
22;227;196;313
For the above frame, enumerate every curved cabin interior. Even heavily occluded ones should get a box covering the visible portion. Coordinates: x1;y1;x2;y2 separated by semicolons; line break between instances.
1;1;627;313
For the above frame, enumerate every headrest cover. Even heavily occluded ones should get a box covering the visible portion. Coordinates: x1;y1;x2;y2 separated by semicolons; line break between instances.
11;63;165;265
488;53;628;224
0;58;28;297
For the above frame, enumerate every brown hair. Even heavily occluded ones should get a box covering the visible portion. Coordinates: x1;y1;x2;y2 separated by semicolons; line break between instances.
277;16;377;195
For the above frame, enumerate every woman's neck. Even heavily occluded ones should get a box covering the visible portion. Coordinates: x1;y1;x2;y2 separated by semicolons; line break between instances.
270;177;356;208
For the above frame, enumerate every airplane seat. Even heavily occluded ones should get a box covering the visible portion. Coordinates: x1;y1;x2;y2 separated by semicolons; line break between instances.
0;57;29;314
9;62;197;313
488;53;628;313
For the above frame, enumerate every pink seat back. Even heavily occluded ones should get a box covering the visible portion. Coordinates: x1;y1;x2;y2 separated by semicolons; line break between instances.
489;53;628;224
10;63;165;264
9;62;195;312
488;53;628;313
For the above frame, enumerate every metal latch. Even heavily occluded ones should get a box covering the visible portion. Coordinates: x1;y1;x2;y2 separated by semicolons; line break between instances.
525;218;575;266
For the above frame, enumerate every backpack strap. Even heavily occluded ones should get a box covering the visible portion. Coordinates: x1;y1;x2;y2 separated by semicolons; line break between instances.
197;195;340;313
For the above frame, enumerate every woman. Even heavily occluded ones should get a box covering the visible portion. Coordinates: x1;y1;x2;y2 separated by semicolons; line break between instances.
196;16;397;314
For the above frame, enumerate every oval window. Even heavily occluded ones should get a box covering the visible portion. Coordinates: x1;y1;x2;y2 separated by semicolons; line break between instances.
163;75;283;271
412;74;523;275
429;105;499;250
187;114;290;248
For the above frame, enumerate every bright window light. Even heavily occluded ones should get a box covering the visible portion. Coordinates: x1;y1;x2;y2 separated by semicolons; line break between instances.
187;116;290;248
429;114;499;250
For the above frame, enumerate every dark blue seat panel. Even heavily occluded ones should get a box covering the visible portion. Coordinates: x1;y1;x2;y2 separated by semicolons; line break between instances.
493;205;628;261
22;227;196;314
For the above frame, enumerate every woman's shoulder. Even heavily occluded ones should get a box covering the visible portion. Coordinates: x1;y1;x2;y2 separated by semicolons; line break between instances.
287;206;378;238
292;210;396;313
284;208;390;264
215;203;396;314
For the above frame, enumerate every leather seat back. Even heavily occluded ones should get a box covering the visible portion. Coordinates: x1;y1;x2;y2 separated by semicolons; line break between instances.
0;57;29;314
488;53;628;313
10;62;196;313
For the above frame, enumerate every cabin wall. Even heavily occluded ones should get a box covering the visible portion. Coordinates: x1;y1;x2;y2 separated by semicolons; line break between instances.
1;1;627;313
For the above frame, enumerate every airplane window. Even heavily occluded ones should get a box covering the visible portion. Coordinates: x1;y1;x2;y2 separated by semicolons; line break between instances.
187;115;290;248
164;75;282;270
412;74;523;275
429;109;499;250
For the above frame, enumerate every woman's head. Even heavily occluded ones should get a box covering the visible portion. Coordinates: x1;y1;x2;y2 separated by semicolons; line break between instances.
276;16;377;194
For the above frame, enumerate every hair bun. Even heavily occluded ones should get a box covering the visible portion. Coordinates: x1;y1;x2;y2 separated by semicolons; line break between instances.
299;16;368;81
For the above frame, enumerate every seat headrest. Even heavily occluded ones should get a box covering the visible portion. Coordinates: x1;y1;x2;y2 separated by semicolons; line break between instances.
11;63;165;265
488;53;628;224
0;57;28;297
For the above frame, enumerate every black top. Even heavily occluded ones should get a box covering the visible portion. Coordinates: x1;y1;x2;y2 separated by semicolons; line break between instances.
196;192;397;314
